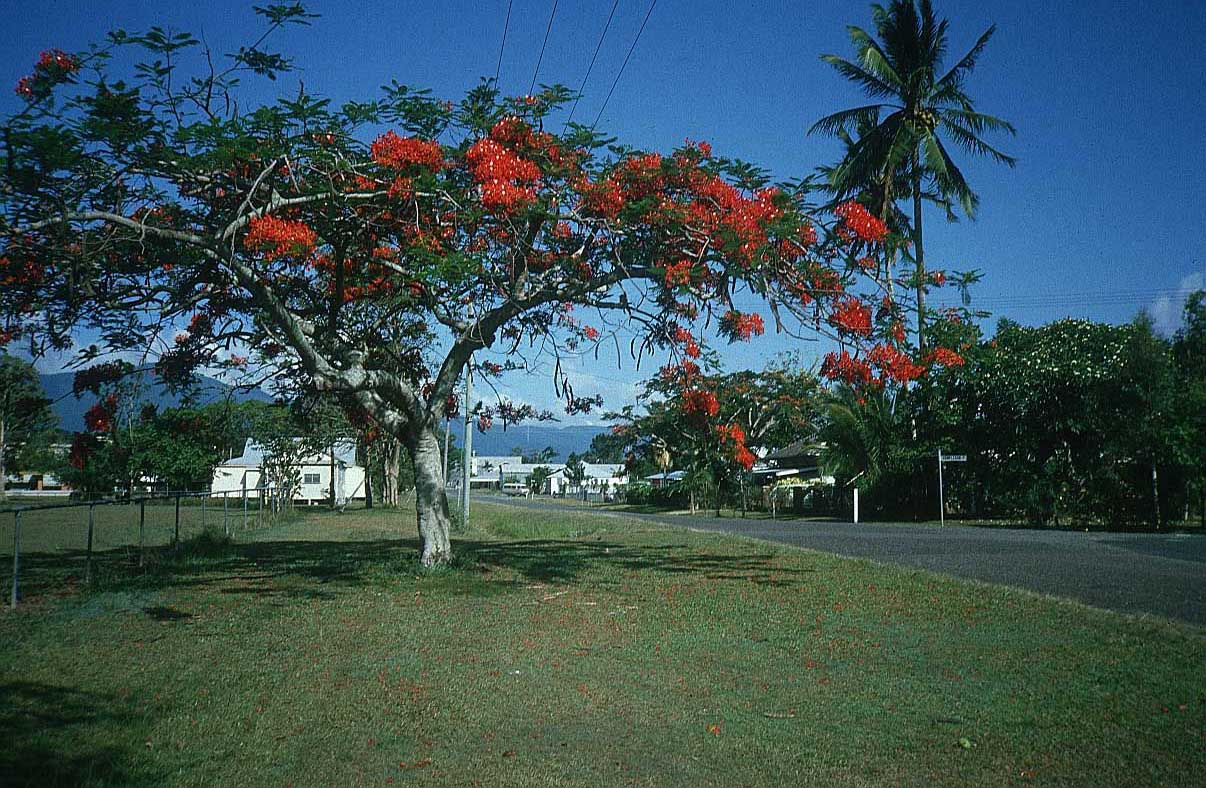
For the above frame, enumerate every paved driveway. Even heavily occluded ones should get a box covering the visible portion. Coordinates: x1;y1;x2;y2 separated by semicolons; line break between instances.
483;496;1206;627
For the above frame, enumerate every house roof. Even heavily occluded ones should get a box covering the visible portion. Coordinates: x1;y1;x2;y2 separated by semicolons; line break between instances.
220;438;357;468
762;440;825;462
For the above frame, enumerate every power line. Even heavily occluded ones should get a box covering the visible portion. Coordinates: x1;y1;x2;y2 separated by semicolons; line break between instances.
494;0;514;88
529;0;560;96
592;0;659;130
564;0;621;129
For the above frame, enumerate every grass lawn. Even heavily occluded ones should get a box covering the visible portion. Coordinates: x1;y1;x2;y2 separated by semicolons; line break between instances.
1;501;1202;786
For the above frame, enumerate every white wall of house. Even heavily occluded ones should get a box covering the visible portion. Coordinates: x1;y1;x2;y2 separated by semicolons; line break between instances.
210;439;366;502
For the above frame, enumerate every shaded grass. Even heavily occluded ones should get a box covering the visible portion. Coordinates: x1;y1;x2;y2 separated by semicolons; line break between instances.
0;503;1202;786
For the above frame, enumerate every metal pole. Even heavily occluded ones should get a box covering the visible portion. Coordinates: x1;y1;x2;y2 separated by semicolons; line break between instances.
201;492;207;528
174;495;181;545
10;511;21;608
242;477;248;529
938;450;945;527
85;503;95;584
223;492;229;537
853;487;859;524
138;499;146;568
461;363;474;527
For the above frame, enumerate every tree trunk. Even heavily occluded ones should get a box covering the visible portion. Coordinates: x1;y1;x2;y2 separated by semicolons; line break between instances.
408;424;452;566
381;435;402;506
364;443;374;509
912;163;926;350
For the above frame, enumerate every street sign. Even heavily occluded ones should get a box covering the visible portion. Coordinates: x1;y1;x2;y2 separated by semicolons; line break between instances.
941;454;968;462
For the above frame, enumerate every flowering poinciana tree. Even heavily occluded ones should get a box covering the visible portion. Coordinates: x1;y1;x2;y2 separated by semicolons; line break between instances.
608;360;820;513
0;6;952;564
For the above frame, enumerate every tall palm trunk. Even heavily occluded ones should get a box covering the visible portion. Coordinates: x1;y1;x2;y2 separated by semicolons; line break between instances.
912;160;926;349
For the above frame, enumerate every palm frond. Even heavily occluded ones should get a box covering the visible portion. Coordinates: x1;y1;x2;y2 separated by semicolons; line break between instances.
936;25;997;90
941;107;1016;137
808;104;886;138
819;54;900;100
938;115;1016;167
923;134;979;217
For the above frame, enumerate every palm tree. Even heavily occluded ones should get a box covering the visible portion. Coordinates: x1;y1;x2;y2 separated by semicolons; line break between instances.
810;0;1015;347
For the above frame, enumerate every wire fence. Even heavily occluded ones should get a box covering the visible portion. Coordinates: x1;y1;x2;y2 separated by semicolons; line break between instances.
1;487;292;609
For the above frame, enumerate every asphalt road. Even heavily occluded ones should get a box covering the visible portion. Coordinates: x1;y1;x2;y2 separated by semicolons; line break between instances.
482;496;1206;627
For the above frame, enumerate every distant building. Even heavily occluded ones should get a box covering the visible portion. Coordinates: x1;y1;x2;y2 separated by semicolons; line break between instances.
644;470;687;488
210;439;365;504
460;455;523;489
752;441;833;486
3;443;73;497
546;463;627;498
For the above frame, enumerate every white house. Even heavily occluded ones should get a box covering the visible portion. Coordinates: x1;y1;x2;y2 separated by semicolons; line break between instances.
546;463;628;498
211;439;366;504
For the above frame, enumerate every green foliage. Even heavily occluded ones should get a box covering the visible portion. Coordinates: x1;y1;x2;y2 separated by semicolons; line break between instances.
0;353;59;494
526;465;554;495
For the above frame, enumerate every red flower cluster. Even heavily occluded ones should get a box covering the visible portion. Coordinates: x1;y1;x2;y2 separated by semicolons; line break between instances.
684;176;782;266
582;325;600;341
370;131;444;171
0;256;45;287
682;389;720;423
865;343;924;383
820;349;873;385
15;49;80;101
579;177;626;219
466;137;541;213
830;297;872;336
715;423;755;470
721;310;765;341
834;201;888;243
664;260;693;287
926;347;965;367
68;433;95;469
243;215;317;260
83;394;119;433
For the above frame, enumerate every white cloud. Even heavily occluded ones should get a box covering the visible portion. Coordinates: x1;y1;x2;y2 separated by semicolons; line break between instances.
1150;272;1205;335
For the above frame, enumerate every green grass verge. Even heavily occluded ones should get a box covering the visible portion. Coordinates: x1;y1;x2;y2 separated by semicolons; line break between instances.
0;503;1202;786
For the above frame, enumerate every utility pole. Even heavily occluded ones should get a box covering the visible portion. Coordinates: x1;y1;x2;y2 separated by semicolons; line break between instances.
461;362;473;527
938;449;945;527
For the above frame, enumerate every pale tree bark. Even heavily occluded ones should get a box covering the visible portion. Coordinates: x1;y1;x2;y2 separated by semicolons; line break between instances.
380;435;402;507
408;423;452;566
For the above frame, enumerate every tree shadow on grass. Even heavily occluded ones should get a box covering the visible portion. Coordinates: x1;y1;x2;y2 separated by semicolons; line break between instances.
458;538;812;588
8;529;814;606
0;681;160;787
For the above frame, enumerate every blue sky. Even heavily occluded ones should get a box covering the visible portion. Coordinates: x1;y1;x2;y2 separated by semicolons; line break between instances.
4;0;1204;420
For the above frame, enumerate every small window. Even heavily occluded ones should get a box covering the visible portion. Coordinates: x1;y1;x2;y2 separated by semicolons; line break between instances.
303;473;321;485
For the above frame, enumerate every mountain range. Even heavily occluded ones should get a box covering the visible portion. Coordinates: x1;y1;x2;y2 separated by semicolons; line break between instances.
39;371;608;457
39;370;274;433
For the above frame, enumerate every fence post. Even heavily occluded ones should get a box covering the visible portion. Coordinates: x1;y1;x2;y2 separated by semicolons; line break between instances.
201;492;207;529
242;479;249;529
138;499;146;567
223;492;230;537
174;495;181;546
10;510;21;609
85;503;95;584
